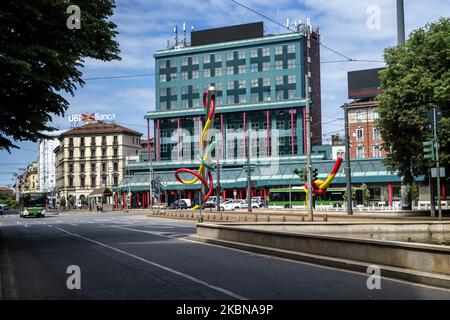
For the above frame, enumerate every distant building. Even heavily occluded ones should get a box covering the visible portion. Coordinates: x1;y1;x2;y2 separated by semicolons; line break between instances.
54;122;142;208
38;131;64;193
347;68;385;159
17;162;39;193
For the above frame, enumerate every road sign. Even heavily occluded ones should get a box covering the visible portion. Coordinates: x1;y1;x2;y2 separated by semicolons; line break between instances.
431;167;446;178
427;108;442;130
422;139;435;161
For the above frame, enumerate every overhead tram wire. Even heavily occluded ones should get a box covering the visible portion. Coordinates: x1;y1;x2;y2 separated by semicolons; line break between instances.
228;0;384;64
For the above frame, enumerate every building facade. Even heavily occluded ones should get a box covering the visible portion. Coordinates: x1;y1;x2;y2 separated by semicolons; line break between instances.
17;162;39;193
38;131;64;194
54;122;142;208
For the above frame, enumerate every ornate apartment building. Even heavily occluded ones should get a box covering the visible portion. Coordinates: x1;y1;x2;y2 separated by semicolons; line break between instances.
54;122;142;207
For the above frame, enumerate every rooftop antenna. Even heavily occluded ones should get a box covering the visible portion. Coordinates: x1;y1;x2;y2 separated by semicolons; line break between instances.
182;22;187;47
286;18;290;29
173;24;179;47
166;39;170;49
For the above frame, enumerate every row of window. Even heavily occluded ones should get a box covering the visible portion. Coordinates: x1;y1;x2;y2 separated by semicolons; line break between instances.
355;127;381;142
356;146;382;158
161;76;296;96
160;60;297;82
160;44;295;68
67;176;119;188
355;111;379;122
67;147;120;159
68;162;119;173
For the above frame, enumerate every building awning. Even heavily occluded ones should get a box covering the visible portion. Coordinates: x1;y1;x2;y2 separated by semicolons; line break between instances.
89;188;113;197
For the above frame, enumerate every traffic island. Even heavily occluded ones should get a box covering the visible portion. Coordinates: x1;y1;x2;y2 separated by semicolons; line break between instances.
188;222;450;289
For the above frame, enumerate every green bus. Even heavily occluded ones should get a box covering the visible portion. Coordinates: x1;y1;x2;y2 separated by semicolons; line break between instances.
269;187;363;208
19;192;48;218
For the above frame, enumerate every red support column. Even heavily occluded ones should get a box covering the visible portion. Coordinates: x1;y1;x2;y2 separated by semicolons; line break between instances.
115;193;118;210
147;191;150;207
233;188;237;200
243;112;247;157
442;184;446;201
388;182;393;206
222;190;226;202
123;192;127;209
290;108;295;155
137;193;140;208
156;119;161;161
147;119;151;162
266;110;270;156
239;190;243;200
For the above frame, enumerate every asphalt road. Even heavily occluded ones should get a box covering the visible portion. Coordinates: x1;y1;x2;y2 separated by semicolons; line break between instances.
0;211;449;300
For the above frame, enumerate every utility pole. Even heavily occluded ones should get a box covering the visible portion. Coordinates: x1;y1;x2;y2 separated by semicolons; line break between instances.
396;0;406;45
216;140;221;212
433;108;442;221
429;167;436;217
246;134;252;213
304;22;313;221
343;103;353;215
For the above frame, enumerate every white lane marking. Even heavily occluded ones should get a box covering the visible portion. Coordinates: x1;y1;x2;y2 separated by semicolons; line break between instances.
24;224;30;228
55;227;246;300
110;226;179;238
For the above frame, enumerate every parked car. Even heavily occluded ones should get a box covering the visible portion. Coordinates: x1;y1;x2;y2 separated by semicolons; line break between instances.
239;200;259;209
251;197;264;208
0;204;9;214
219;200;239;211
205;196;223;208
170;199;189;210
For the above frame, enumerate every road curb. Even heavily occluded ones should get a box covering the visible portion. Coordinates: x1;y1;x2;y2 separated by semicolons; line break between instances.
187;235;450;290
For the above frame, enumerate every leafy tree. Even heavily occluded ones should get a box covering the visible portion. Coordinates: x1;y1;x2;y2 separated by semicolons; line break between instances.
59;196;66;209
377;17;450;184
0;0;120;151
0;190;18;208
360;183;371;206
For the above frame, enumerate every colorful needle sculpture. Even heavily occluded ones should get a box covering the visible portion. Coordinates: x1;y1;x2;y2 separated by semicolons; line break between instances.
302;157;343;207
175;90;216;210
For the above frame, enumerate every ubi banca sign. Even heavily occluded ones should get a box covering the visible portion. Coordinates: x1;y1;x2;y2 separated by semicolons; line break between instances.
68;113;116;123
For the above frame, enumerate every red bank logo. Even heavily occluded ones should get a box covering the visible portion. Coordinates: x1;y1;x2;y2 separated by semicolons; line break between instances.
81;113;95;122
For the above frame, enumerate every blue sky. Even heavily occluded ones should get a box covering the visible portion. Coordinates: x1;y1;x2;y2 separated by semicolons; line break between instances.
1;0;448;187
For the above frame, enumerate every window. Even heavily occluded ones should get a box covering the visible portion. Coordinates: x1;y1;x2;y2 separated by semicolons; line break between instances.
275;46;283;55
287;43;295;53
276;121;285;130
91;177;96;187
160;74;166;82
160;88;167;97
181;72;188;80
215;68;222;76
356;128;364;141
91;149;96;157
192;56;199;65
251;49;258;58
373;145;381;158
113;148;118;157
204;69;211;78
170;72;177;80
91;163;96;172
276;90;284;100
373;127;380;140
102;149;107;157
215;53;222;62
181;57;188;66
227;81;234;90
276;76;283;85
227;66;234;75
192;70;199;79
80;149;85;158
203;55;211;64
356;111;364;122
69;164;74;173
102;163;107;172
238;50;245;59
114;176;119;187
227;96;234;104
263;77;270;86
262;48;270;56
369;187;381;201
227;51;234;61
251;93;259;103
113;162;119;171
373;111;379;120
262;62;270;71
69;177;74;188
357;146;364;158
251;79;259;88
238;94;246;104
238;65;246;74
80;163;85;173
80;177;85;188
288;89;296;99
250;63;258;72
275;60;283;70
263;92;271;101
288;59;296;68
238;80;245;88
288;75;296;84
